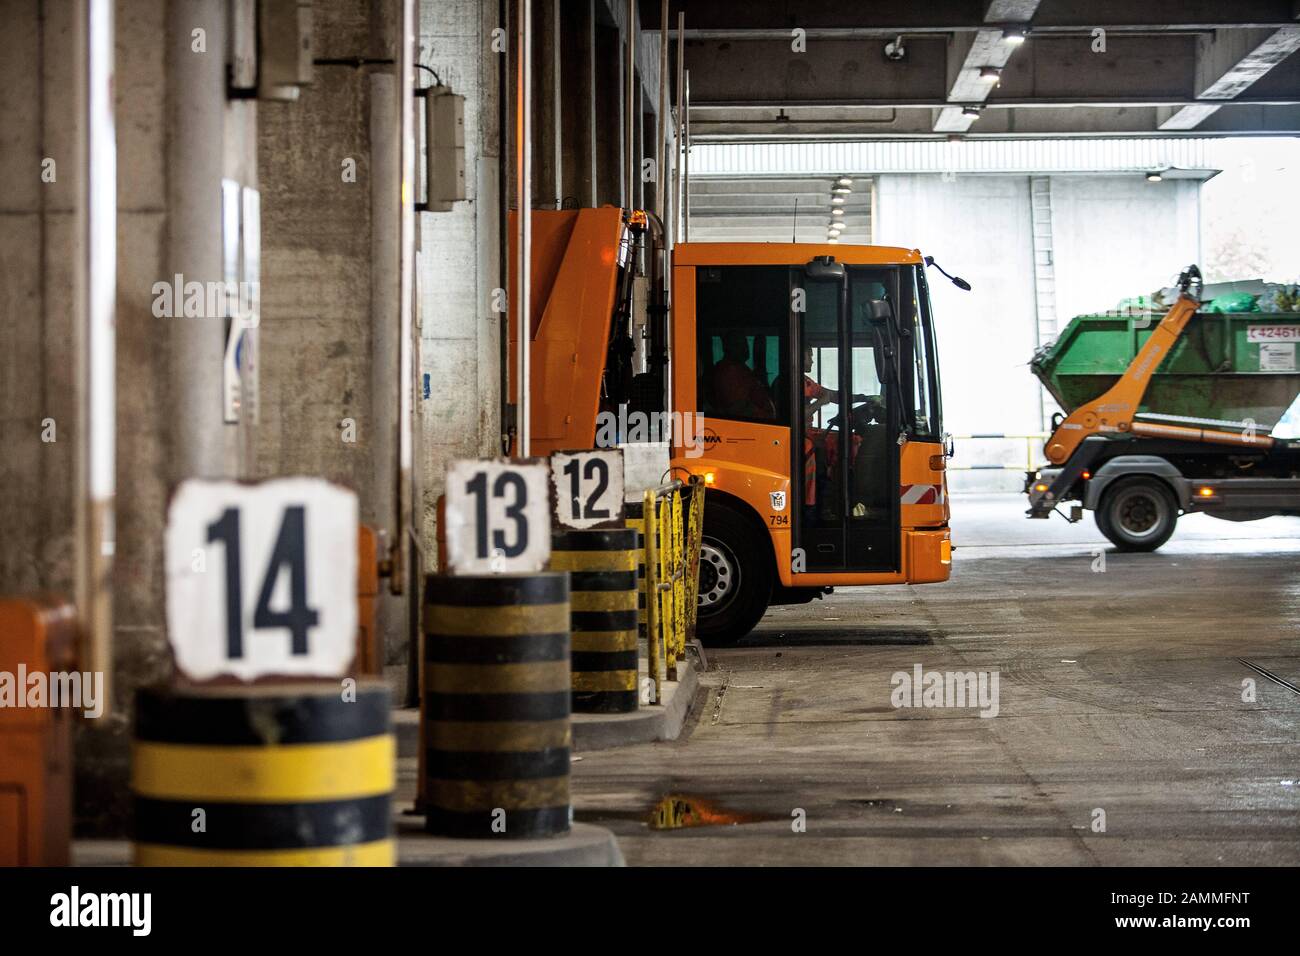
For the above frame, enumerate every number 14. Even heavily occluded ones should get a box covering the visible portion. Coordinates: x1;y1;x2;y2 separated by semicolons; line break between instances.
205;505;320;659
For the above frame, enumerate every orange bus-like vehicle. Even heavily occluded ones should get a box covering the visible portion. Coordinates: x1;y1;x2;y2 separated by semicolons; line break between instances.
510;207;958;644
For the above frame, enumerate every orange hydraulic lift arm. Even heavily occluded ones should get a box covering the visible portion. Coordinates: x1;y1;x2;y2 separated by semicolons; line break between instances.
1044;265;1204;465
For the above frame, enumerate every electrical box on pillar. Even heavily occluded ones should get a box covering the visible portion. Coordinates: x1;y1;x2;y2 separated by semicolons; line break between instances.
258;0;315;101
422;87;467;212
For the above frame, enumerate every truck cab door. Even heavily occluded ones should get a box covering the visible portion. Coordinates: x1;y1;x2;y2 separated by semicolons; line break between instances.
791;265;901;573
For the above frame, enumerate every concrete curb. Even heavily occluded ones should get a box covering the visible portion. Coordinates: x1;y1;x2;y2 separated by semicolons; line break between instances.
571;661;698;751
397;820;624;867
396;646;705;756
72;840;132;866
71;825;625;868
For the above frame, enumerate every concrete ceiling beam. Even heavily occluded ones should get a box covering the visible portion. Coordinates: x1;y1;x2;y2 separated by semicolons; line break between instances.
637;0;1300;31
934;0;1042;133
1159;26;1300;129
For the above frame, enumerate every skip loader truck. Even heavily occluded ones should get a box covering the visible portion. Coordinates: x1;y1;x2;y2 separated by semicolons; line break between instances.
509;206;965;644
1027;265;1300;549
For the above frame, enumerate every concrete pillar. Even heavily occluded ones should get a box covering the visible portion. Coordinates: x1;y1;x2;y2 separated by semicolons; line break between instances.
640;103;655;212
370;69;406;664
637;96;650;210
0;0;77;600
419;0;505;563
594;20;622;205
533;0;560;207
167;0;235;482
560;0;595;206
619;38;627;204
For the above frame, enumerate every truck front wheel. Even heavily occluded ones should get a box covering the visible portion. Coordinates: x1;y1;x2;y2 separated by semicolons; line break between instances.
695;502;773;646
1096;476;1179;552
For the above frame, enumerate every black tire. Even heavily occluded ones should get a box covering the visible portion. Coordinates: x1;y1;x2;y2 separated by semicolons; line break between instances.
695;501;773;646
1096;476;1179;552
1093;500;1115;542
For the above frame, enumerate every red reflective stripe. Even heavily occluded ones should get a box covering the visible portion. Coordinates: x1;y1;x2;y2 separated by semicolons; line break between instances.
900;483;939;505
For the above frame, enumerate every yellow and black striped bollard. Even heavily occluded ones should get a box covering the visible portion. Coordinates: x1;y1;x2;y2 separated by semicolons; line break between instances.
424;572;572;838
550;528;640;713
131;682;395;866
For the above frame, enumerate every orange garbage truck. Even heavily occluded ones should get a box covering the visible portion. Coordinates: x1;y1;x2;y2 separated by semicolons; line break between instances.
510;206;960;644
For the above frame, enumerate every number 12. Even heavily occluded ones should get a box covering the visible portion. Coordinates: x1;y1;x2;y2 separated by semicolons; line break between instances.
562;457;611;520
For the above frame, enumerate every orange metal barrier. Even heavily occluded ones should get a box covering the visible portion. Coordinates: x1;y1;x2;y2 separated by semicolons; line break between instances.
357;525;381;675
0;597;77;866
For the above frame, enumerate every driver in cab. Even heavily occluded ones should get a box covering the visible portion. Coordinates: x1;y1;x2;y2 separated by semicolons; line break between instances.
711;330;776;420
799;346;836;513
798;346;869;517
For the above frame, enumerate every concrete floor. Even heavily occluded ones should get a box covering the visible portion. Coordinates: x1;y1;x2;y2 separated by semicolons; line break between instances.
571;494;1300;865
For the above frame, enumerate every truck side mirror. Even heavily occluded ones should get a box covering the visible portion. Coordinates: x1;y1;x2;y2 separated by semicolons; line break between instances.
870;324;896;385
867;299;893;323
924;255;971;291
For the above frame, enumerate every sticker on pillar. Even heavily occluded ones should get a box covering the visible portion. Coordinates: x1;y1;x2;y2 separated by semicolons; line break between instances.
164;478;359;682
444;458;551;574
241;186;261;425
550;449;625;529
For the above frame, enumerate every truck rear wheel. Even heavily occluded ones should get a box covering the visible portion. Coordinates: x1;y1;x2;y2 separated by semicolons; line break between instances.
1096;476;1178;552
696;502;772;646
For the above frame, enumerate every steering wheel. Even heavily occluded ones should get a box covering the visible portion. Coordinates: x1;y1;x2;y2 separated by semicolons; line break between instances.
825;395;882;433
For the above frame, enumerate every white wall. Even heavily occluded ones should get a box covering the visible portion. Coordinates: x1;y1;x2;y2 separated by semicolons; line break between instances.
874;173;1202;490
1051;176;1200;320
874;174;1040;489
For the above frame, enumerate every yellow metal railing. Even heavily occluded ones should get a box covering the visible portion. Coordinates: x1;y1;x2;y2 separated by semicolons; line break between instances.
641;475;706;705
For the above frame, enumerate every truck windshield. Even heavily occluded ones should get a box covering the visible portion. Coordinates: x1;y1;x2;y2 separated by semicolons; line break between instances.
910;265;942;440
846;265;942;440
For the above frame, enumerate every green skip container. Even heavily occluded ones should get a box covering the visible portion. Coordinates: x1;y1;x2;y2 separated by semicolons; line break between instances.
1031;310;1300;428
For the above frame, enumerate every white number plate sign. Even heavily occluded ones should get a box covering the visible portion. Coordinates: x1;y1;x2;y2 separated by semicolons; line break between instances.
1247;325;1300;343
165;478;358;682
551;449;625;529
444;459;550;574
